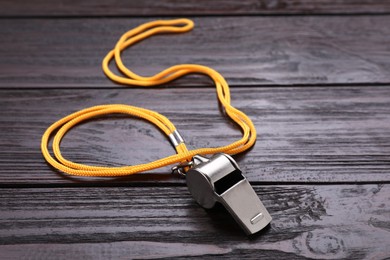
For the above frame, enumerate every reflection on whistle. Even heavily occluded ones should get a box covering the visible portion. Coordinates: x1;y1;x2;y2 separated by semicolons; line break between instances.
186;154;272;235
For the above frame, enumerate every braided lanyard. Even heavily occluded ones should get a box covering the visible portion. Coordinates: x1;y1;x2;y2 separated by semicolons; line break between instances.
41;18;272;235
41;18;256;177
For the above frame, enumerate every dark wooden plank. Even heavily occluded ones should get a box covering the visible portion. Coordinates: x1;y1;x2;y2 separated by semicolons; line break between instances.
1;86;389;184
1;0;390;16
0;185;388;259
1;16;390;88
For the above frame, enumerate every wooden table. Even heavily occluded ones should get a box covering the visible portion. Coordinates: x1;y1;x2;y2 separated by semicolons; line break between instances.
1;1;389;259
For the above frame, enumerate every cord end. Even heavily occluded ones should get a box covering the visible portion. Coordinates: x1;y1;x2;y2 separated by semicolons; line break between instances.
168;130;185;147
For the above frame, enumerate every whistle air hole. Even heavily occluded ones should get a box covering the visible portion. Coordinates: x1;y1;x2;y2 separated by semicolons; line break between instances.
214;169;244;195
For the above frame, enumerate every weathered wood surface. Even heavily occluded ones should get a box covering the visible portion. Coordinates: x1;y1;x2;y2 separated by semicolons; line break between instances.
1;87;389;185
0;185;389;259
1;0;390;16
1;16;390;88
1;0;389;258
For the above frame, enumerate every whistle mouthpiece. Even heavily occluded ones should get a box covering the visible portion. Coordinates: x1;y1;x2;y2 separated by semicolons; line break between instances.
186;154;272;235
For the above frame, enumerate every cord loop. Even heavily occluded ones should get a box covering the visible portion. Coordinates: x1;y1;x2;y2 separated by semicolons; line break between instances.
41;18;257;177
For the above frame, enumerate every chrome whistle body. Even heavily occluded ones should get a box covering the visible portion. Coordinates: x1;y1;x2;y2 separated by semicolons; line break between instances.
185;154;272;235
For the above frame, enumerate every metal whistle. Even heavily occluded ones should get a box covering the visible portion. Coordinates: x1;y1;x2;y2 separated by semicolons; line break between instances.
186;153;272;235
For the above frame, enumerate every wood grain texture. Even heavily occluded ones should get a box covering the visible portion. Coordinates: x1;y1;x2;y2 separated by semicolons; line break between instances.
1;87;389;184
0;185;388;259
1;16;390;88
1;4;389;260
1;0;390;16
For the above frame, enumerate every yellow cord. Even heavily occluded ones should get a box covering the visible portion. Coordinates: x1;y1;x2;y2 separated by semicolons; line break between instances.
41;18;257;177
